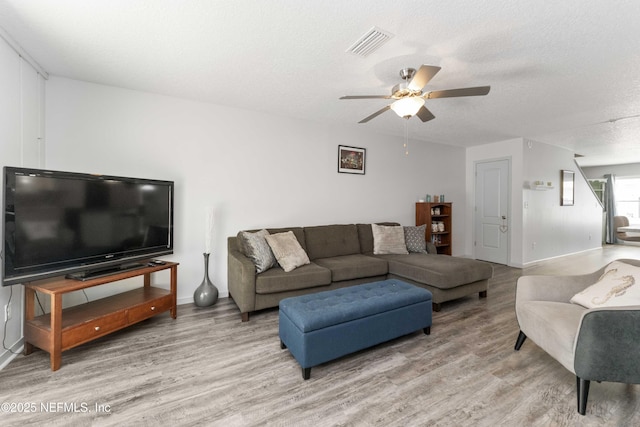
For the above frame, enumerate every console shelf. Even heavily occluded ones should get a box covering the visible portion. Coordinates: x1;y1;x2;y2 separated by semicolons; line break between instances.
24;262;178;371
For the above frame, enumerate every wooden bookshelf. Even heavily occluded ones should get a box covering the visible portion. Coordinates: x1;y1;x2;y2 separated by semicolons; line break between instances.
416;202;452;255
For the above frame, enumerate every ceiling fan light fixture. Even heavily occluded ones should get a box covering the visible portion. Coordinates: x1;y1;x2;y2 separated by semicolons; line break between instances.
390;97;424;118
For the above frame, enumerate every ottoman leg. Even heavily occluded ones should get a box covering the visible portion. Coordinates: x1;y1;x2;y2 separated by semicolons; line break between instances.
280;340;287;349
302;367;311;380
432;302;441;312
423;326;431;335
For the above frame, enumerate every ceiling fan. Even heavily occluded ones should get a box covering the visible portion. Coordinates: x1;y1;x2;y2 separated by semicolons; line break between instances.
340;65;490;123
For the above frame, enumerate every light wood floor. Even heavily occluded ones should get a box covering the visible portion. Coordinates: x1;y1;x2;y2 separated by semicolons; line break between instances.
1;245;640;426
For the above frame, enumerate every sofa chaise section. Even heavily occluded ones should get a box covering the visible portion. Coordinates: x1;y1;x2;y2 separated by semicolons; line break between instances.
381;253;493;311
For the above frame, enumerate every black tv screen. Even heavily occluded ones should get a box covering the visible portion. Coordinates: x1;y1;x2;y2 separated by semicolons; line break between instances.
2;167;174;285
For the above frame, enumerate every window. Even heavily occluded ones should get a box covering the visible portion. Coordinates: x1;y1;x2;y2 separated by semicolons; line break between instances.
615;177;640;225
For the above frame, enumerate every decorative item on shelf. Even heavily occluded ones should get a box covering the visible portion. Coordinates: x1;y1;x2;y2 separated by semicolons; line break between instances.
434;207;441;215
438;222;445;232
426;194;432;202
194;207;219;307
434;195;440;203
440;194;445;202
432;222;439;233
532;180;554;190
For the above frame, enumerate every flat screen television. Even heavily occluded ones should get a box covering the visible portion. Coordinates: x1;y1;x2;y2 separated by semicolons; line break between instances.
2;167;174;285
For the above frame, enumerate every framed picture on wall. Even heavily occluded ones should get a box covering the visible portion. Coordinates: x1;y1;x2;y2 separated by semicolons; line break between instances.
561;170;575;206
338;145;366;174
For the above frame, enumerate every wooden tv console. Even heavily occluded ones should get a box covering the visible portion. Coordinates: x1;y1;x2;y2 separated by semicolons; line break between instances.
23;261;178;371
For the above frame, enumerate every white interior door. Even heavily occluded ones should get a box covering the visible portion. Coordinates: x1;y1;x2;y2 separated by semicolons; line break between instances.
474;159;510;264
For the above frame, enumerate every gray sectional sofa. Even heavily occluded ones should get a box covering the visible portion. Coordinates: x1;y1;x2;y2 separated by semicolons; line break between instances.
227;223;493;321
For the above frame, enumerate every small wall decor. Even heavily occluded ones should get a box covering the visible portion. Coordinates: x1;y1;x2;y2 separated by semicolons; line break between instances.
561;170;575;206
338;145;366;174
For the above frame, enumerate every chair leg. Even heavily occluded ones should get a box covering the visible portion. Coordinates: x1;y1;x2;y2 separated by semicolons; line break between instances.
514;331;527;350
577;376;590;415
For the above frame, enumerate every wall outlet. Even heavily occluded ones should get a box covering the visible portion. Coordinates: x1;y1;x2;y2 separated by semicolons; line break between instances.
4;303;11;322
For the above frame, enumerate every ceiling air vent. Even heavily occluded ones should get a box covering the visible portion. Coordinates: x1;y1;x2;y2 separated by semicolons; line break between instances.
346;26;394;57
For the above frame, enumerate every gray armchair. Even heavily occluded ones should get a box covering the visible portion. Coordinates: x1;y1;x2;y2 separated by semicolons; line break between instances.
514;259;640;415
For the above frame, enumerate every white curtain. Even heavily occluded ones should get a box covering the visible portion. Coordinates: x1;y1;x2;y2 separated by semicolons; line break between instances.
604;174;617;244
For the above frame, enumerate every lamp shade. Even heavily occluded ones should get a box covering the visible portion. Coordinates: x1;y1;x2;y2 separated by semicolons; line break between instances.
390;97;425;118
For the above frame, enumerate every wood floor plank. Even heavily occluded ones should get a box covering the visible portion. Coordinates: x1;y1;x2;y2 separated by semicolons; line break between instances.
1;244;639;426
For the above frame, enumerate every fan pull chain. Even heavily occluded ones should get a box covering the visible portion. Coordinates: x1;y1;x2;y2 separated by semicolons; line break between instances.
404;119;409;155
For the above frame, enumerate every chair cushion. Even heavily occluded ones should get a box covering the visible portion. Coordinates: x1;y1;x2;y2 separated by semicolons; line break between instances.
313;254;388;282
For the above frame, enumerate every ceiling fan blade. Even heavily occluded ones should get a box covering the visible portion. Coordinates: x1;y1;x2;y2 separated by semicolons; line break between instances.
359;105;391;123
416;106;436;122
408;65;441;91
424;86;491;99
340;95;391;100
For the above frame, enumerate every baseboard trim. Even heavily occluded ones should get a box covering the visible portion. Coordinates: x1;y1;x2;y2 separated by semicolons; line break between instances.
521;246;602;268
0;338;24;371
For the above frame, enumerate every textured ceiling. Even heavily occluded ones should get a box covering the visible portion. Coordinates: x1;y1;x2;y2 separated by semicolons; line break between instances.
2;0;640;166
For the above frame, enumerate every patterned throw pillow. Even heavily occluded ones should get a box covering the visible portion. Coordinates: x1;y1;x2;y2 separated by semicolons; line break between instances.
237;229;277;273
570;261;640;308
372;224;409;255
264;231;310;272
404;224;427;253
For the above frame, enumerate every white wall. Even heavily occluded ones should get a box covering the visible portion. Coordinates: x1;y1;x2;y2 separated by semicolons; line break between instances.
46;76;468;305
521;139;603;264
466;137;603;267
0;35;46;369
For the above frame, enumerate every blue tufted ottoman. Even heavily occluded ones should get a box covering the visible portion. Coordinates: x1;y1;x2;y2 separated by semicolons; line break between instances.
279;279;432;379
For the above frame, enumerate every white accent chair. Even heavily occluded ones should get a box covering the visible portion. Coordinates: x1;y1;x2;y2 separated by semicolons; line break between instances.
514;259;640;415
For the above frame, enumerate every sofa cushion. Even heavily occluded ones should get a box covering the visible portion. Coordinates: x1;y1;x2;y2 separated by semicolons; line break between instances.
372;224;409;255
381;253;493;289
265;231;310;272
237;229;277;273
357;222;400;254
313;254;389;282
304;224;361;260
404;224;427;253
570;260;640;308
256;262;332;294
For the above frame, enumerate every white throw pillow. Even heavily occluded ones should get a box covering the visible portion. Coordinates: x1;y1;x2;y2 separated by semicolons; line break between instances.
570;261;640;308
372;224;409;255
264;231;310;272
